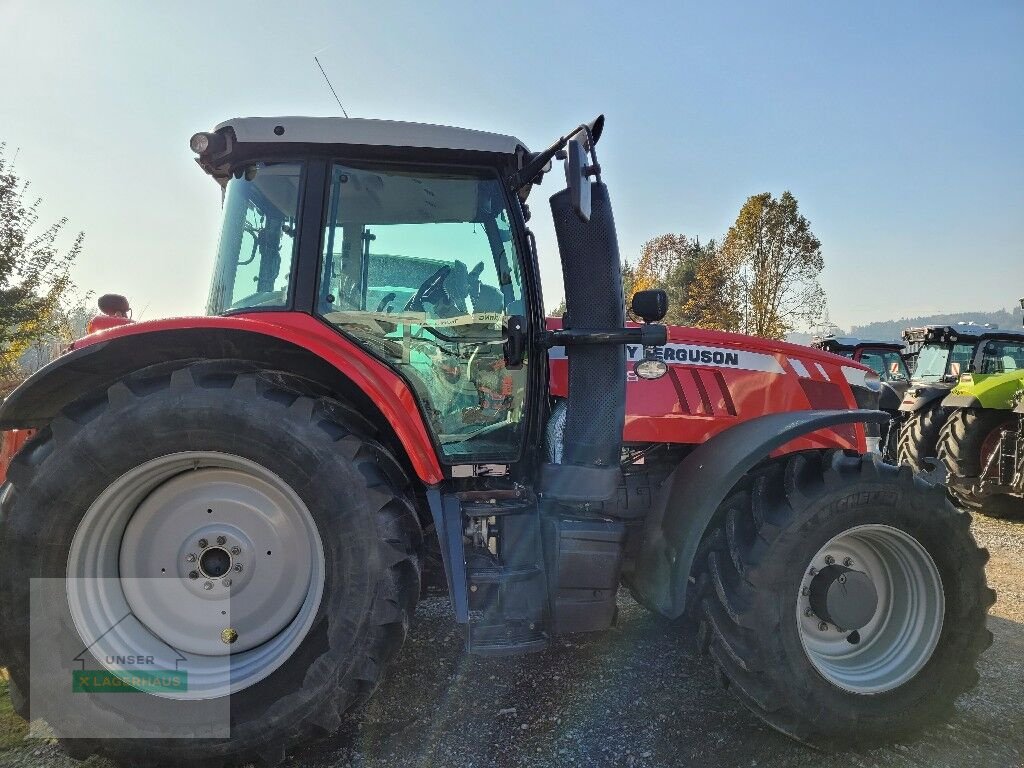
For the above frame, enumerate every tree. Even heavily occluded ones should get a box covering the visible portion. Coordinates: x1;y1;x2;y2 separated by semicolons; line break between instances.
624;234;698;324
0;144;83;381
681;238;741;331
723;191;826;339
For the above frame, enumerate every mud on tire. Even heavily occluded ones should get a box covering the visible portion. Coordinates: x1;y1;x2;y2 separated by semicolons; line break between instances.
0;361;422;767
937;408;1024;519
694;451;992;748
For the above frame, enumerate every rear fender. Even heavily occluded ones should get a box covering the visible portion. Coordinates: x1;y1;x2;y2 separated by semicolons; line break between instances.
629;409;889;619
0;315;444;484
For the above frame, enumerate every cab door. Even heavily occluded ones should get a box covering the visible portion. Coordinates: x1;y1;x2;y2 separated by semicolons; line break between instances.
313;161;531;465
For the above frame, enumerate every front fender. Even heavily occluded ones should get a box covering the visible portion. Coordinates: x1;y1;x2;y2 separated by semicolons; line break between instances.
879;381;907;411
898;383;951;413
629;409;889;619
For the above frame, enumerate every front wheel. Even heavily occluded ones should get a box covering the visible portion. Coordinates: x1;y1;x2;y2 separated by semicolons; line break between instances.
695;451;992;748
937;408;1024;519
0;363;422;767
896;403;949;472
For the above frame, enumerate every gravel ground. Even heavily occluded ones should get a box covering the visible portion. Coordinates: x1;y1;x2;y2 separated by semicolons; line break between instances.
2;515;1022;768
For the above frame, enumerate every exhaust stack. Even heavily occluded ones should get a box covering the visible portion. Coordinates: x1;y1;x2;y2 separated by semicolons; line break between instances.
542;182;627;502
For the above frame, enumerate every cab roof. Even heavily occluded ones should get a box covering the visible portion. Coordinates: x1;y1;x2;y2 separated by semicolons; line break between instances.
903;324;1024;344
812;336;903;352
213;116;529;157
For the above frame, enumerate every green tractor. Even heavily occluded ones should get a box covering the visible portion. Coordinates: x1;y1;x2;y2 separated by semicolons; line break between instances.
937;299;1024;518
896;322;1024;473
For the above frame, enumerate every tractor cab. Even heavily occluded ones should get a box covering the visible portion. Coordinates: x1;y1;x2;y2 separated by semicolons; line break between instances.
196;118;541;458
903;324;1024;383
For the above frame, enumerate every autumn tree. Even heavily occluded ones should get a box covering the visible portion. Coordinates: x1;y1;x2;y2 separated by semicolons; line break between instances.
622;234;700;324
723;191;826;339
0;144;83;381
681;238;741;331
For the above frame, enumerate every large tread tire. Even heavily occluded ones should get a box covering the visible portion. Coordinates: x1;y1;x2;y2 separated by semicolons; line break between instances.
0;361;422;767
694;451;993;749
937;408;1024;519
896;403;950;472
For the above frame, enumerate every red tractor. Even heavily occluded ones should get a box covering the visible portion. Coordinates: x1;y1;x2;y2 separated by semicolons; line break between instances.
0;115;991;766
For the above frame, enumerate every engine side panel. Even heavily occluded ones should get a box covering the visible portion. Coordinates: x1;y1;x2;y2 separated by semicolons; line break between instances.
548;320;867;453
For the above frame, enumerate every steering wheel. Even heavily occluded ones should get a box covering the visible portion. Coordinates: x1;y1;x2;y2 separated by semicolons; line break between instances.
404;265;452;312
375;292;397;313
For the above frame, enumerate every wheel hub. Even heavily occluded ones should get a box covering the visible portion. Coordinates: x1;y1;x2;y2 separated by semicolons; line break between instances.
807;564;878;631
119;468;315;656
199;547;231;578
795;524;944;694
67;452;326;699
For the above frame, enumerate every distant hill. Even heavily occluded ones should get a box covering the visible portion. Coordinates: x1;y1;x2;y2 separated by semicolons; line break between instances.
849;307;1023;342
784;306;1023;347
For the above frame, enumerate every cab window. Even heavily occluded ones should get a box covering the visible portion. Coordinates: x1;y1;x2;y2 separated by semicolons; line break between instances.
207;162;301;314
316;163;527;461
978;340;1024;373
859;350;908;382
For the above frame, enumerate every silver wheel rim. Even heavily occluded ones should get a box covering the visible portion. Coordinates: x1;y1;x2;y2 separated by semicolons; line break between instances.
67;452;326;700
796;524;944;694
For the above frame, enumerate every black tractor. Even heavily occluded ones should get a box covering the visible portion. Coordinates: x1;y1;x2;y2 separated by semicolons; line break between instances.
811;335;911;461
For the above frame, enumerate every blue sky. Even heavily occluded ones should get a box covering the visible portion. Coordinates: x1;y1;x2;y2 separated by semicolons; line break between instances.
1;0;1021;329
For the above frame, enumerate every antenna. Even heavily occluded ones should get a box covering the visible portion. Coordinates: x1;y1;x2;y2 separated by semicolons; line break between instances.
314;56;349;118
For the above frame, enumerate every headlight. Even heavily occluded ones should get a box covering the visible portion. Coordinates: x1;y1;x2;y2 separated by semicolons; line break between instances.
634;358;668;380
189;131;226;156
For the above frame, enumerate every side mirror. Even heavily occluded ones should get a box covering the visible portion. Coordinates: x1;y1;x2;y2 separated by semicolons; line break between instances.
631;289;668;323
565;138;592;221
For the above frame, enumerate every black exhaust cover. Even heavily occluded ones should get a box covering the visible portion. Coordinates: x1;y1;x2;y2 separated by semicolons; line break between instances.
542;182;625;502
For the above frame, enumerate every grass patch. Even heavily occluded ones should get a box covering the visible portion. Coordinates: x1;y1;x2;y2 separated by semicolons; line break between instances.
0;668;28;749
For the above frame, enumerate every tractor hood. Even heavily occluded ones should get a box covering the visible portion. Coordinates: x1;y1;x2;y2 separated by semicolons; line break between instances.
943;370;1024;410
547;320;875;453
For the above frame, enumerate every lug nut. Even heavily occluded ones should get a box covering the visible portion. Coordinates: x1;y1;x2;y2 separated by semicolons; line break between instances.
233;564;243;573
188;570;199;580
801;586;809;596
824;555;835;565
230;546;241;556
818;621;829;631
808;567;817;576
185;553;197;563
843;557;853;567
198;538;208;549
222;578;232;587
221;628;238;645
805;608;815;618
203;581;213;591
216;536;226;546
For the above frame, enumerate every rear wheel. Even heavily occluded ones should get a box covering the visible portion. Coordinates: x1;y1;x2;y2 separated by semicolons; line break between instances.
896;403;949;472
0;362;422;767
695;451;992;748
937;408;1024;519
